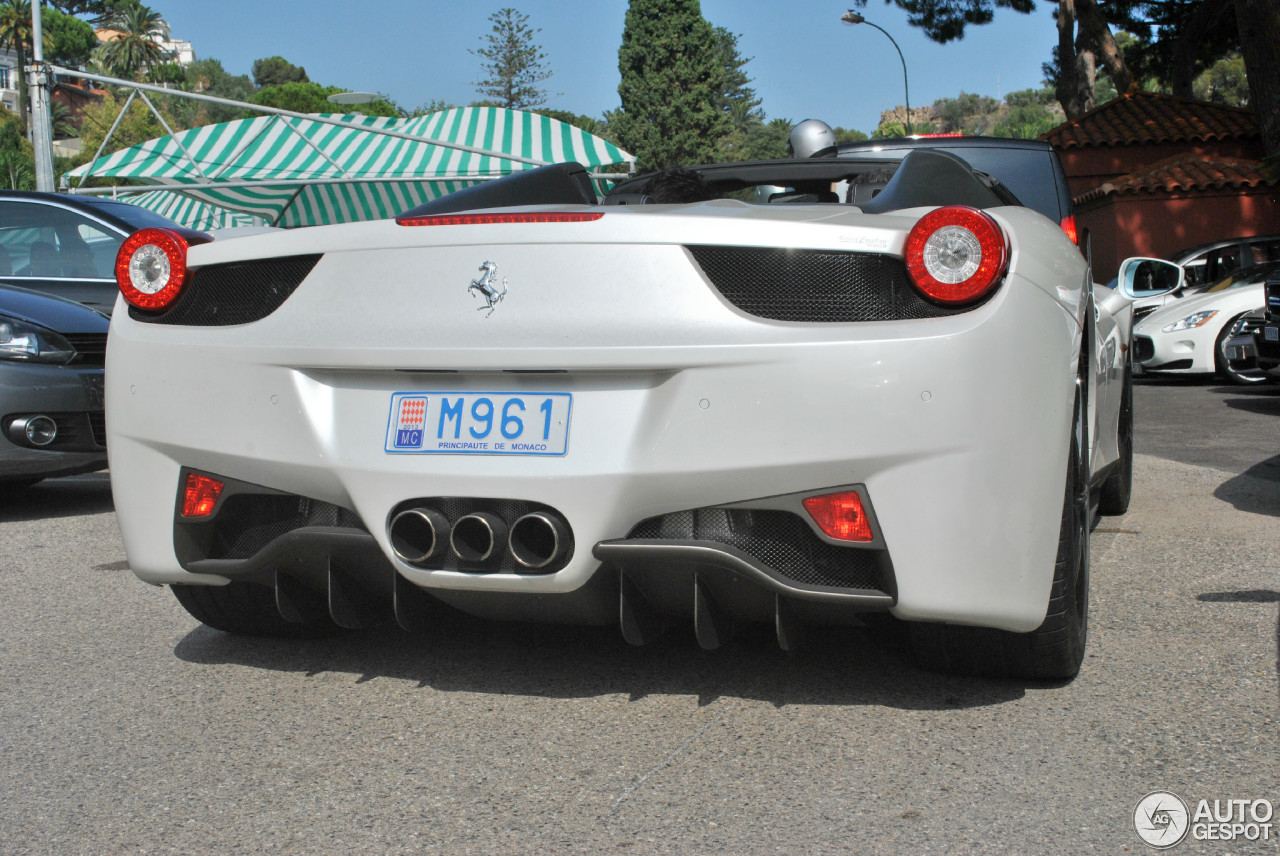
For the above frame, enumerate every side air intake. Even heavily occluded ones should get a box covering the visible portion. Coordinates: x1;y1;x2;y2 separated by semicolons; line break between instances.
687;246;992;322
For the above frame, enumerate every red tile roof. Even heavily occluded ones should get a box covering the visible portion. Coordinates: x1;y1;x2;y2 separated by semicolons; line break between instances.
1042;90;1259;149
1074;154;1276;205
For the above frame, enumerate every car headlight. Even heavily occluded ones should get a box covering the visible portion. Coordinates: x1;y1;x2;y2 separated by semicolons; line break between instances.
0;315;76;364
1161;310;1218;333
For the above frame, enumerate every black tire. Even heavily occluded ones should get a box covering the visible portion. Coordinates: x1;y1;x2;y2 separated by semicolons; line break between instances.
910;374;1090;680
1097;360;1133;515
1215;313;1271;385
172;581;341;638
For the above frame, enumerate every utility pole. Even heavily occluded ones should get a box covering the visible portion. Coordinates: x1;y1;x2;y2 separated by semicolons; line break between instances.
29;1;55;192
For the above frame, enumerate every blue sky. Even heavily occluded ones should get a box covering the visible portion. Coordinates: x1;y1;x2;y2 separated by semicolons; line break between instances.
156;1;1061;135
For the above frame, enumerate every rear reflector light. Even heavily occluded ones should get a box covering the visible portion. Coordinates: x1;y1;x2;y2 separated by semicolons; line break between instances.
802;492;873;542
1060;214;1078;245
181;473;224;518
904;205;1008;305
115;228;200;311
396;211;605;227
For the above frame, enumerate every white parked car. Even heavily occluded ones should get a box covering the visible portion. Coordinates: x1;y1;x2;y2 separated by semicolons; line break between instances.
1132;261;1280;384
106;147;1168;680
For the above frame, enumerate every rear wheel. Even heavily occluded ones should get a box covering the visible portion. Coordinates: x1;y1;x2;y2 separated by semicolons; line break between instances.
172;581;341;638
1215;313;1272;385
910;373;1089;680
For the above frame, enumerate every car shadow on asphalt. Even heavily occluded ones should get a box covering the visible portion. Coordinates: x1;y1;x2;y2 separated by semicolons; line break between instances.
1213;454;1280;516
1217;390;1280;416
0;472;113;521
172;617;1033;712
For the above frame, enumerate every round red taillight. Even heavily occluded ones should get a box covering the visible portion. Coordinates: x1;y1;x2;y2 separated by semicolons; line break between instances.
903;206;1008;306
115;228;192;311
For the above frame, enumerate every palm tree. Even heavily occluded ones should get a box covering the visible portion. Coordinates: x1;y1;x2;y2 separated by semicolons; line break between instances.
0;0;52;135
95;3;170;80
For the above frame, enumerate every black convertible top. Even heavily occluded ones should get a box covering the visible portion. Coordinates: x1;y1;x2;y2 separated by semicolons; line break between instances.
396;149;1018;221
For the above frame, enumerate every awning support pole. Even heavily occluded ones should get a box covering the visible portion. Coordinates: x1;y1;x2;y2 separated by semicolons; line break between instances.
136;90;213;182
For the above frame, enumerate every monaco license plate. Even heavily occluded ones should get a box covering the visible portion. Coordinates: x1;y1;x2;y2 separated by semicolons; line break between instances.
385;391;571;456
1266;326;1280;342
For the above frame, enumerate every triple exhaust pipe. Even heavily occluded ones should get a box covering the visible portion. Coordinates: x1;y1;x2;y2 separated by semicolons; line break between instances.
388;506;571;571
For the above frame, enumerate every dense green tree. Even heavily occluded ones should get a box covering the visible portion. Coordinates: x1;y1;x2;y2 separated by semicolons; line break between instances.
932;91;1001;133
0;0;52;133
250;82;399;117
535;108;606;136
0;110;34;189
49;100;77;139
613;0;732;170
470;8;554;109
713;26;758;116
1104;0;1238;99
990;104;1059;138
154;58;258;127
1234;0;1279;161
861;0;1275;154
711;27;764;162
43;5;98;66
75;89;176;162
46;0;124;18
833;125;869;143
93;2;170;79
1191;52;1249;107
251;56;309;88
743;117;792;160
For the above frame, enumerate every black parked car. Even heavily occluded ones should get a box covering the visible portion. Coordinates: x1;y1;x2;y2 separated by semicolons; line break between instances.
1253;268;1280;378
0;283;108;485
0;191;196;315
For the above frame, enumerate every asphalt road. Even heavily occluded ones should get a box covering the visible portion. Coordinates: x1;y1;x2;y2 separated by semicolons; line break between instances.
1;378;1277;855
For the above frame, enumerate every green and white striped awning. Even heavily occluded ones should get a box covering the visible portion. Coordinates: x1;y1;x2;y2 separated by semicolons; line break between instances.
66;107;633;228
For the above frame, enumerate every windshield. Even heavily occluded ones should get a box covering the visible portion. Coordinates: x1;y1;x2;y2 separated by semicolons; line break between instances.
1203;261;1280;292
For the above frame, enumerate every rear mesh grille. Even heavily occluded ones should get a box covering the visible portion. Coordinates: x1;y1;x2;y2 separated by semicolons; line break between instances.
686;245;980;322
628;508;882;591
130;254;322;326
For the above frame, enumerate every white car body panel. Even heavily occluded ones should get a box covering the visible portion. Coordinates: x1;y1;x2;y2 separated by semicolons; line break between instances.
107;197;1123;635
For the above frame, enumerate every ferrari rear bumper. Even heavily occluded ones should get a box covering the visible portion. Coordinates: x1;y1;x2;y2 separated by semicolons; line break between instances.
109;269;1080;633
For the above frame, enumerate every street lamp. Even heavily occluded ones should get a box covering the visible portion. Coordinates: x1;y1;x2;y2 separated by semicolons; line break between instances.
326;91;380;106
840;10;913;136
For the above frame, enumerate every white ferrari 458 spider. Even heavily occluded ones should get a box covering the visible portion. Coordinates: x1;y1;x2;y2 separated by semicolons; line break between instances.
106;142;1166;679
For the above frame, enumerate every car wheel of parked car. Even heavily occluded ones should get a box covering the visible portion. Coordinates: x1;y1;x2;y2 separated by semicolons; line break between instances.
910;369;1089;680
1216;313;1272;385
172;581;341;638
1098;360;1133;515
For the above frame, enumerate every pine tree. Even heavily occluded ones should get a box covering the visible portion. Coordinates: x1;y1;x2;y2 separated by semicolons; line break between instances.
613;0;732;171
470;8;554;110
